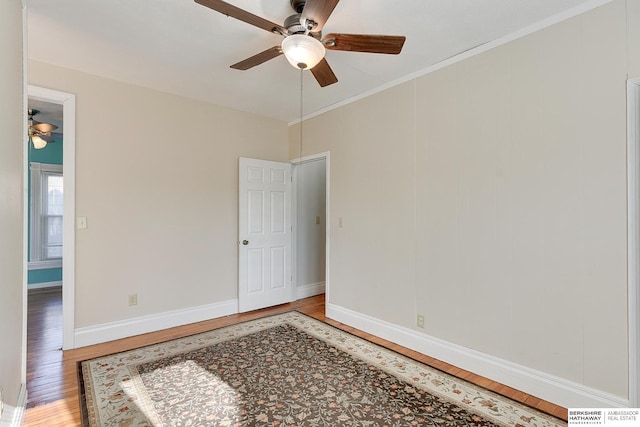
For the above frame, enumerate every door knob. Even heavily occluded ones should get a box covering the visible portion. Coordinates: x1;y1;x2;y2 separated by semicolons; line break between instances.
242;240;249;245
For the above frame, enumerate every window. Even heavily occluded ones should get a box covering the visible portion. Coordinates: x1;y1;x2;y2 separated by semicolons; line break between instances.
30;162;63;268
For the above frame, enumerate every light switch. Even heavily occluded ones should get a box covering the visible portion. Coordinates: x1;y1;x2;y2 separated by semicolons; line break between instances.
77;217;87;229
338;217;344;228
315;216;321;225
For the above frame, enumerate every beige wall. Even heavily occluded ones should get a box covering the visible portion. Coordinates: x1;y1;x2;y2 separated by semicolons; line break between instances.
292;83;418;327
628;0;640;79
0;0;25;407
291;0;636;401
29;61;289;327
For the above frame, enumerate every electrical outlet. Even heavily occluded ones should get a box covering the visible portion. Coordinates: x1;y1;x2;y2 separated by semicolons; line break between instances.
128;294;138;306
417;314;425;328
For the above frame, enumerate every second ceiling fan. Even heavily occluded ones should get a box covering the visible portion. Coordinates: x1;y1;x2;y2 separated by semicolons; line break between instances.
195;0;406;87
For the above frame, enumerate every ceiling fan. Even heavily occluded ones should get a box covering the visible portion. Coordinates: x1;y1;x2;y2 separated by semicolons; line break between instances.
28;109;57;149
195;0;406;87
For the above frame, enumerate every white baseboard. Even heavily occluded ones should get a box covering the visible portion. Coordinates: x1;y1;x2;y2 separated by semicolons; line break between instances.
326;303;629;409
27;280;62;289
0;384;26;427
296;282;325;300
74;299;238;348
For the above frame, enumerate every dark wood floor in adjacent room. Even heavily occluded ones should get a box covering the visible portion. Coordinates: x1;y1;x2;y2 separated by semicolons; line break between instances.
24;291;568;426
26;287;64;409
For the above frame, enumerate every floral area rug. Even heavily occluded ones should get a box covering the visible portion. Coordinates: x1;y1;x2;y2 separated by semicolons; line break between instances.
79;311;566;426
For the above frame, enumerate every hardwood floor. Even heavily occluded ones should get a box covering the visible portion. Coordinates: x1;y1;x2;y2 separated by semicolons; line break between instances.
24;292;568;425
26;287;64;409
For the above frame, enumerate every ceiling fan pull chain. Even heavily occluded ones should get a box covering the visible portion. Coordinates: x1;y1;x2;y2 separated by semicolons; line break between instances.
299;67;304;161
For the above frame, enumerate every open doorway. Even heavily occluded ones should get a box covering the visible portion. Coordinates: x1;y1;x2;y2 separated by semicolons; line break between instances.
293;152;329;301
25;85;76;406
26;85;76;352
25;98;64;408
237;153;329;312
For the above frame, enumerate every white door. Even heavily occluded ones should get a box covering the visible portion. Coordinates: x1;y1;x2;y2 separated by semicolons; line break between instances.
238;157;293;312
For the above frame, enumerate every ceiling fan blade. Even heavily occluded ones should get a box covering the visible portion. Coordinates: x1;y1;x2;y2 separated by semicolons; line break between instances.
301;0;339;32
32;132;55;143
231;46;283;70
323;33;406;54
39;134;55;143
195;0;287;34
310;58;338;87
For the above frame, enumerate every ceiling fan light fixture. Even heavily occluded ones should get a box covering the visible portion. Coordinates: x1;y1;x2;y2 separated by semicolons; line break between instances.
27;108;57;149
281;34;325;70
32;121;58;133
31;135;48;150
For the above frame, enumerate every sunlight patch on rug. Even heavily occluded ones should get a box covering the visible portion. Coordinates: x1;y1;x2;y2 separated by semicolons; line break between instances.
123;361;241;425
80;312;567;426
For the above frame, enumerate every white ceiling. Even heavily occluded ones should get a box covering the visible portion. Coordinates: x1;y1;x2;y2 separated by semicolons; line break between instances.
27;0;606;123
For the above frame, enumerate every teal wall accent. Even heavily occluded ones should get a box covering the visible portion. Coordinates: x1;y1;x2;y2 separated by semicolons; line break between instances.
28;268;63;285
30;134;63;164
28;134;63;286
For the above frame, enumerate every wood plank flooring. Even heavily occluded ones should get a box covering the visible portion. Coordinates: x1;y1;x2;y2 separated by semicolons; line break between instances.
24;291;568;425
26;287;64;409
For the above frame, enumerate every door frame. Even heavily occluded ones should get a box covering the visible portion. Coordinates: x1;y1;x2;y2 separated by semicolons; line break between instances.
628;77;640;407
27;85;76;350
291;151;330;302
